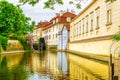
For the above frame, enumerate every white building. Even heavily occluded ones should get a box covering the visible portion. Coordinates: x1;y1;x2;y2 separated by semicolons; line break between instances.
58;24;70;50
42;12;76;49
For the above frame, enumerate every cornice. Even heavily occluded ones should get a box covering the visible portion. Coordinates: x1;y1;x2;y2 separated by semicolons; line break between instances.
70;35;113;43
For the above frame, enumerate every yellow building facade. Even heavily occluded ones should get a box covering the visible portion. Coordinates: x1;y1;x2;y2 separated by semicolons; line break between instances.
32;28;43;43
69;0;120;55
32;22;49;44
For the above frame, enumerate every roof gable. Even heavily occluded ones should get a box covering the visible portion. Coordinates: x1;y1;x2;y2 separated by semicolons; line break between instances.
61;12;76;18
61;24;70;32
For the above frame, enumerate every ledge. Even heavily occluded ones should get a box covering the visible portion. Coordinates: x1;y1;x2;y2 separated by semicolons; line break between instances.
66;50;109;63
70;35;113;43
90;29;93;32
105;0;113;3
106;22;112;26
86;31;88;33
0;50;26;54
105;0;109;3
95;27;100;30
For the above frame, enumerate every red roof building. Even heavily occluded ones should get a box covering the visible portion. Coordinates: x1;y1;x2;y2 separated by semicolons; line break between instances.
42;11;76;46
42;12;76;31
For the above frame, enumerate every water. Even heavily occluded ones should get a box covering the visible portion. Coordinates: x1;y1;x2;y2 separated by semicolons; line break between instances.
0;51;108;80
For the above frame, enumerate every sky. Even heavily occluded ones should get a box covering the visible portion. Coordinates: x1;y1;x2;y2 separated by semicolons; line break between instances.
7;0;92;24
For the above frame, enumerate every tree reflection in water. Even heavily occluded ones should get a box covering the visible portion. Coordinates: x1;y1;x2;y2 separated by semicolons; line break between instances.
0;52;33;80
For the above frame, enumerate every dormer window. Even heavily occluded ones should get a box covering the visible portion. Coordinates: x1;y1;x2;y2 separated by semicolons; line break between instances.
53;20;55;24
66;17;71;22
56;18;58;23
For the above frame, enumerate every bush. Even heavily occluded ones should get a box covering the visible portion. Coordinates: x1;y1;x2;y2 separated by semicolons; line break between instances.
0;36;8;52
16;36;31;50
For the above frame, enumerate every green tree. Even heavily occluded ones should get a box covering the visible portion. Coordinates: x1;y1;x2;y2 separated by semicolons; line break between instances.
0;1;35;36
113;26;120;41
0;0;35;51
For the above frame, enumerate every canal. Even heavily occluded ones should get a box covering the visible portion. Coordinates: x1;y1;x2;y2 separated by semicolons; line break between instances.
0;51;108;80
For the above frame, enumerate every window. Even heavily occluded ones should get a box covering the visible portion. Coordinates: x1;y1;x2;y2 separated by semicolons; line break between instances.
49;29;50;32
107;9;111;24
49;35;50;39
95;7;100;29
79;21;81;35
74;28;76;36
106;1;112;26
56;34;57;38
86;16;88;33
91;19;93;31
86;22;88;32
53;20;55;24
53;34;54;39
46;36;48;40
90;12;94;31
96;16;99;28
66;17;71;22
75;24;77;36
83;24;84;34
56;18;58;23
77;22;79;37
82;19;84;34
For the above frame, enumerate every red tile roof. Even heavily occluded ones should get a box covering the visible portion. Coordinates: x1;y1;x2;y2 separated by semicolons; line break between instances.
49;12;76;23
39;22;49;26
61;12;76;19
42;22;53;31
42;12;76;31
50;14;60;22
35;22;49;29
65;24;70;31
58;17;66;23
61;23;70;31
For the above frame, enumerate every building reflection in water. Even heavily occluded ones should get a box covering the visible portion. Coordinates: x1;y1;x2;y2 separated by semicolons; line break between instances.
57;52;69;79
33;51;108;80
69;60;102;80
69;54;108;80
0;51;108;80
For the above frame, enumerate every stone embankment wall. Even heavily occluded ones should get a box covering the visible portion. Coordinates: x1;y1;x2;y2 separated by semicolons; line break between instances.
2;40;23;52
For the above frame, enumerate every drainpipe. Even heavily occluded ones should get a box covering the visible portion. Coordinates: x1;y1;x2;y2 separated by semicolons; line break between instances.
109;41;114;80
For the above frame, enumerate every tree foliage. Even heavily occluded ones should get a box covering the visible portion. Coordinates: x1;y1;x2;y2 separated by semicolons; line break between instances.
113;26;120;41
18;0;117;9
17;36;31;50
0;0;35;51
0;1;35;36
0;36;8;50
0;36;8;53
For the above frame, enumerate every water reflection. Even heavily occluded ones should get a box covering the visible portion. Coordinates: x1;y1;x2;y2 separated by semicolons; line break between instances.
0;51;108;80
0;52;33;80
69;54;108;80
57;52;69;79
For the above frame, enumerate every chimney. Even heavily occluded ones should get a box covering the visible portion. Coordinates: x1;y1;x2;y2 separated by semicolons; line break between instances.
56;13;60;16
60;10;65;16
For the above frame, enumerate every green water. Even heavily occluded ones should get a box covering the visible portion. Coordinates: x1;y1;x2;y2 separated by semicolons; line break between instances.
0;51;108;80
